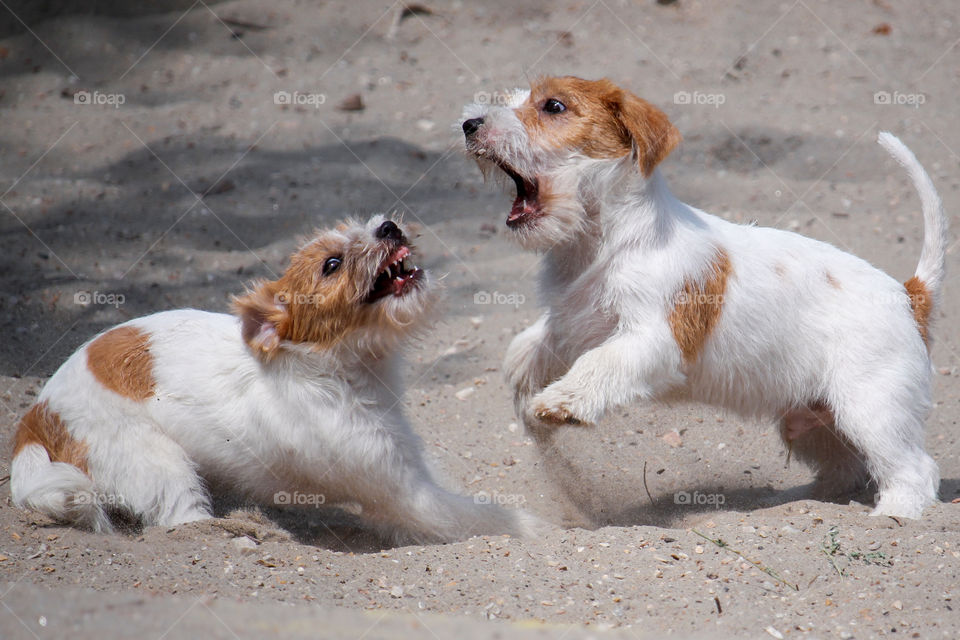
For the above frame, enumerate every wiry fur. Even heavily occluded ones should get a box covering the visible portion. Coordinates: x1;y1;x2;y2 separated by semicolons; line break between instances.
462;76;947;519
10;215;538;543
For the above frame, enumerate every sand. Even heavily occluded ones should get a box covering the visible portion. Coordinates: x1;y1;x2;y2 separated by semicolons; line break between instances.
1;1;959;637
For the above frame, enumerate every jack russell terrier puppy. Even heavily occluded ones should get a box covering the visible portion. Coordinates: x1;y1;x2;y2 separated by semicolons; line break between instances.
11;216;536;543
461;76;946;519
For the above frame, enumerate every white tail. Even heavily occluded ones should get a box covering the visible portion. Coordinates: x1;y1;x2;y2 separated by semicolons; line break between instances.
877;132;947;303
11;444;113;533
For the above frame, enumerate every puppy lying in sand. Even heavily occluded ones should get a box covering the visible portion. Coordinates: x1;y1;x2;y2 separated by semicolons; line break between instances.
11;216;535;543
462;75;946;519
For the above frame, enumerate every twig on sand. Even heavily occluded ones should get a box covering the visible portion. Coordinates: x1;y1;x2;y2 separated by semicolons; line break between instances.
692;529;799;591
642;461;654;505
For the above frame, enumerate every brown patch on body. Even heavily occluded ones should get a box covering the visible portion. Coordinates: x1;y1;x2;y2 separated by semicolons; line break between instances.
87;326;156;400
12;401;89;473
669;249;732;363
825;272;841;289
517;76;682;176
904;276;932;346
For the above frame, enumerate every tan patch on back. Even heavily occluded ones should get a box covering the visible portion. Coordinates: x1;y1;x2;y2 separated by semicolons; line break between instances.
13;401;89;473
904;276;932;347
87;326;156;400
670;249;732;363
518;76;681;176
825;272;841;289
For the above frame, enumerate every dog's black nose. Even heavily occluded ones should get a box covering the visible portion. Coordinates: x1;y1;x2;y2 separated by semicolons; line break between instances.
462;117;483;138
376;220;402;241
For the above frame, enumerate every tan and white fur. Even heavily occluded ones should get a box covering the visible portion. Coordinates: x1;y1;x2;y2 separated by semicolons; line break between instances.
10;216;535;543
461;76;946;519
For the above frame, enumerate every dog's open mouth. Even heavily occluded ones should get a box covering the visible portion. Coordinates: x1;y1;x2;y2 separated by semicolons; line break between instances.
367;246;422;302
495;161;541;228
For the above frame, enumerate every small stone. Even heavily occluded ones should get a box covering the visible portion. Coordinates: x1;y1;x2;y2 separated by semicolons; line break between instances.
661;430;682;448
455;387;475;400
470;316;483;328
232;536;257;553
338;93;364;111
765;626;784;639
892;600;902;610
415;118;435;131
507;422;518;433
390;585;404;598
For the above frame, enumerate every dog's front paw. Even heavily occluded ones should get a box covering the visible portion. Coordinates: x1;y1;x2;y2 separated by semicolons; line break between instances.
527;388;593;427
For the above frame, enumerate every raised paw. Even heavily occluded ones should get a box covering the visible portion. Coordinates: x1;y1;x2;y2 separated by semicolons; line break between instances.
527;388;593;427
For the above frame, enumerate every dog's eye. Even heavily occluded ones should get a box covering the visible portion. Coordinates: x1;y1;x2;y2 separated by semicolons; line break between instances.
543;98;566;114
322;257;342;276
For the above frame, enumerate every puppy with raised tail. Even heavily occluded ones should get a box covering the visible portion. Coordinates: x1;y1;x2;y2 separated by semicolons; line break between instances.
11;216;535;543
461;76;947;519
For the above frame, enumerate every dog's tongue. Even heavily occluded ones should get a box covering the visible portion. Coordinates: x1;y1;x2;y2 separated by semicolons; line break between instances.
508;198;536;225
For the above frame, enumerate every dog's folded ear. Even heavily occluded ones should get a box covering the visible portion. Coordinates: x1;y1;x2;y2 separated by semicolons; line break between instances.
232;282;290;357
614;90;682;177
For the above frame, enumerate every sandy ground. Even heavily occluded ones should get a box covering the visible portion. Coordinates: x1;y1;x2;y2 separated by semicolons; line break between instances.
1;0;960;637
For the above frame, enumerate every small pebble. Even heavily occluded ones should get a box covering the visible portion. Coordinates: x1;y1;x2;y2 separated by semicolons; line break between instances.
231;536;258;554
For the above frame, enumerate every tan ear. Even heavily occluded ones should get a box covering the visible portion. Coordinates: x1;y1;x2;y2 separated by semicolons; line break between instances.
615;91;681;177
231;282;290;357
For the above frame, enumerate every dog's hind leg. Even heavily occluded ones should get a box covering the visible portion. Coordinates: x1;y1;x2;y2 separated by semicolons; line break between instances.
96;426;212;527
807;375;939;519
